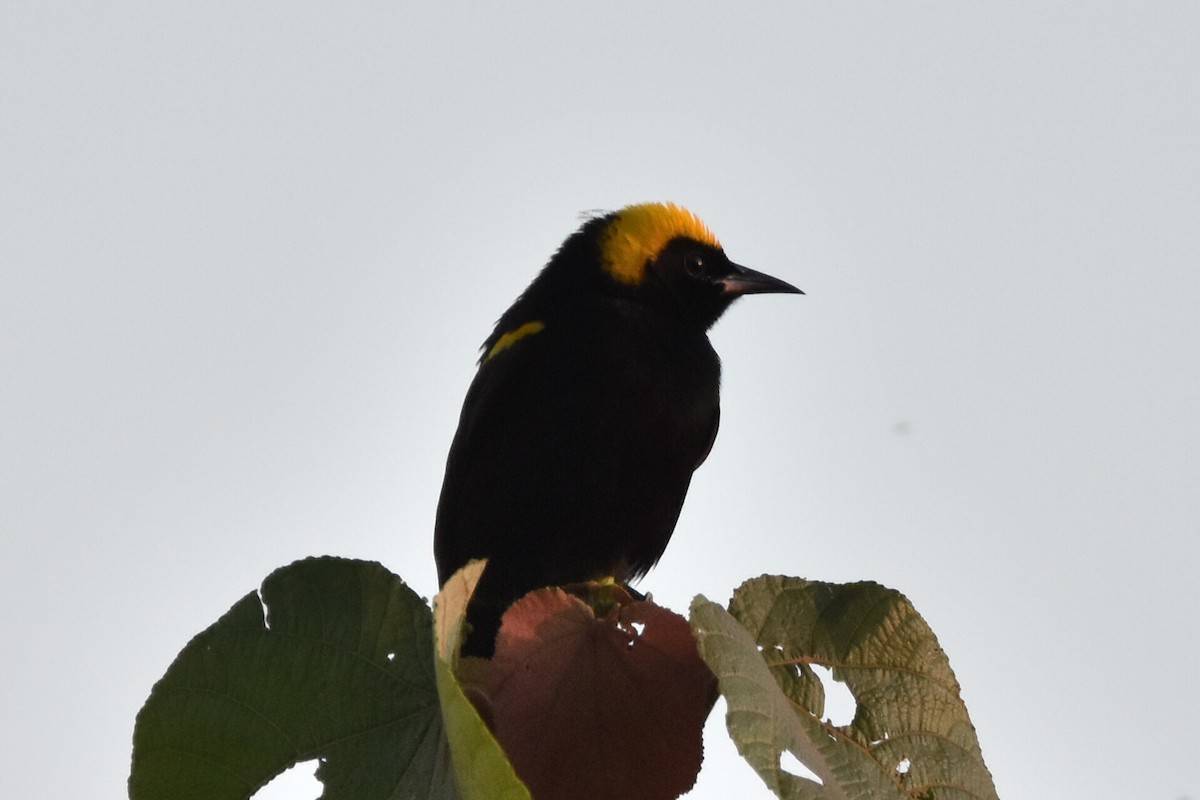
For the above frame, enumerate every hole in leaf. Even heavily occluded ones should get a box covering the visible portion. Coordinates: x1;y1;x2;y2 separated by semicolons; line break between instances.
251;759;321;799
631;621;645;636
778;749;822;784
809;664;857;726
257;589;271;630
896;756;911;775
386;652;396;662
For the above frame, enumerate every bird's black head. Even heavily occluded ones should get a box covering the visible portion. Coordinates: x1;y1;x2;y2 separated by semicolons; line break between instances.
592;202;802;330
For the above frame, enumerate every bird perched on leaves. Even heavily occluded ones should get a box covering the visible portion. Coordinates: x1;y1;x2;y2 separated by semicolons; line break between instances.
435;202;801;656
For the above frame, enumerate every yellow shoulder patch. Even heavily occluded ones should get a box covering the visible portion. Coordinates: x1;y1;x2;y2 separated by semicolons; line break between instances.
484;320;546;362
599;202;722;286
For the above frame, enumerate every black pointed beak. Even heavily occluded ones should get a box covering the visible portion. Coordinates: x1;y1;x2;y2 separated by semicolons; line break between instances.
718;263;804;297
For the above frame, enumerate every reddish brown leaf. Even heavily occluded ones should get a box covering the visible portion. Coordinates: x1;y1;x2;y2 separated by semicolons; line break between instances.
483;587;716;800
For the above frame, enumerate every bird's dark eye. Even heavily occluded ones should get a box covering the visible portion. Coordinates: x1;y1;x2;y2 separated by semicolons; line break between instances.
684;252;705;277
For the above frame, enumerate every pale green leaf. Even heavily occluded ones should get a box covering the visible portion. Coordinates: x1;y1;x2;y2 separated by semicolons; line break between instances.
432;560;532;800
691;577;998;800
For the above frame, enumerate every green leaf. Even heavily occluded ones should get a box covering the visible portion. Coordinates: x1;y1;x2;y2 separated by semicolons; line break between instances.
691;577;998;800
130;556;457;800
432;560;532;800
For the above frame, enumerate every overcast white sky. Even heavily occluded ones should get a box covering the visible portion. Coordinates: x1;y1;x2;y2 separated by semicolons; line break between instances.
2;3;1197;799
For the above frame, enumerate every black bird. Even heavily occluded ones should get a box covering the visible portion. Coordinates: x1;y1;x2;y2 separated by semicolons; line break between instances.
434;202;801;655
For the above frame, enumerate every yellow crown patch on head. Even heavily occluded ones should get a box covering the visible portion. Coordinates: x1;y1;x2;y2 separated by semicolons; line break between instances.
600;202;722;285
